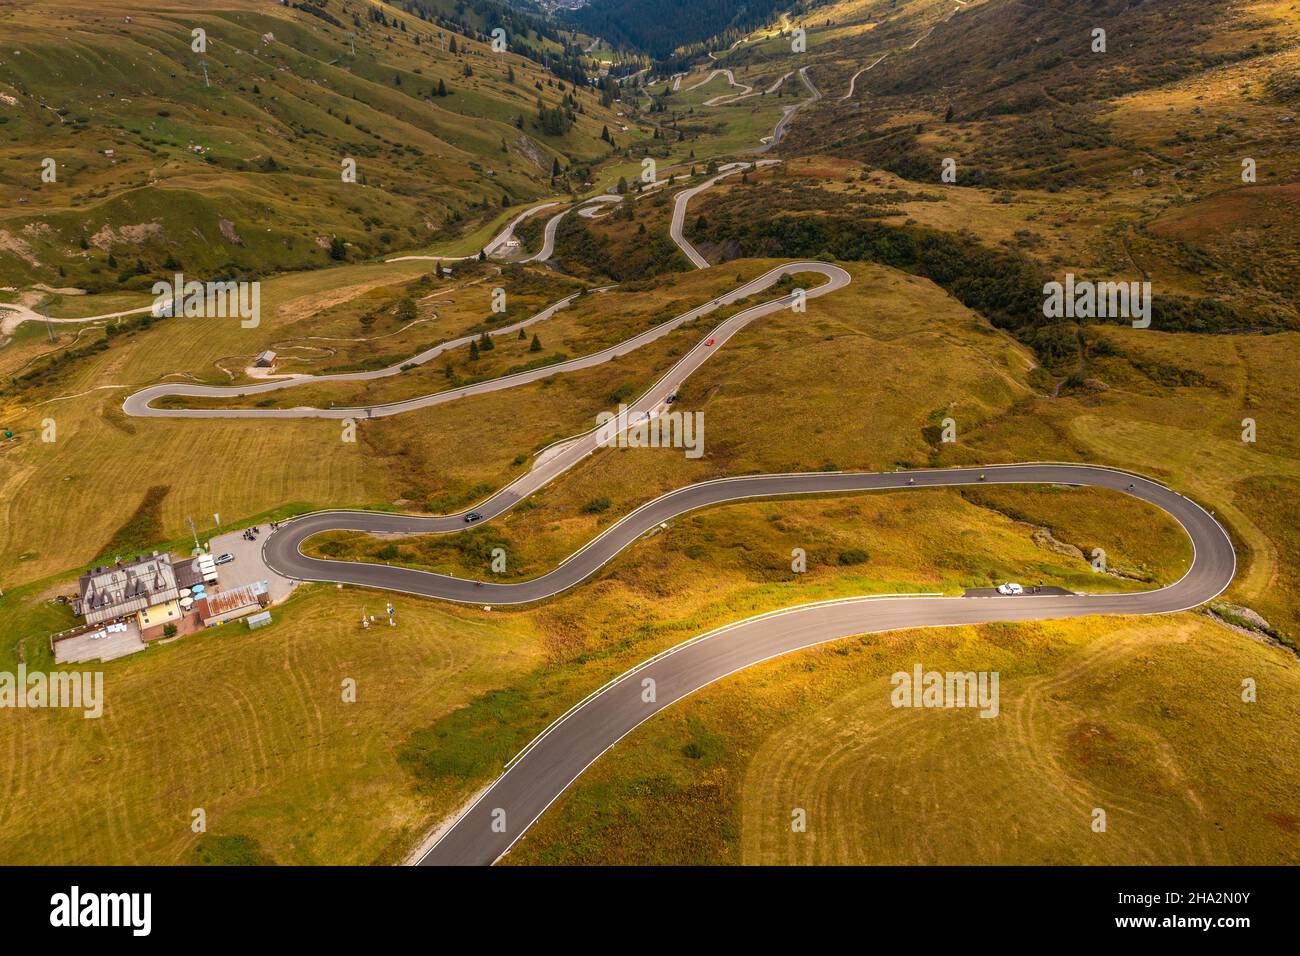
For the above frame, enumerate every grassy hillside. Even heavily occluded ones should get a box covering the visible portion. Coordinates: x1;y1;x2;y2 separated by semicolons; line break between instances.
1;0;1297;869
568;0;790;59
0;583;545;865
0;256;1231;866
506;614;1300;865
571;0;1298;333
772;0;1300;325
0;0;630;290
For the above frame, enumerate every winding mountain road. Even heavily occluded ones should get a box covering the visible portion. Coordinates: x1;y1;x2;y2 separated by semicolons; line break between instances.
524;196;622;262
386;201;561;264
106;22;1237;870
679;68;749;97
762;66;820;149
669;161;778;268
390;462;1232;865
0;300;155;337
120;290;584;419
841;54;888;101
121;261;841;419
702;70;792;107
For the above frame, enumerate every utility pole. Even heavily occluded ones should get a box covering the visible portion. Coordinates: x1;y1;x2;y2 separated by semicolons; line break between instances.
187;516;200;551
348;33;356;56
200;59;210;87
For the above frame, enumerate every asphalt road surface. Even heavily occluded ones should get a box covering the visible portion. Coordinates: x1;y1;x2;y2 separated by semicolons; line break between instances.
764;66;820;149
415;466;1232;865
841;54;888;100
386;201;561;263
122;261;844;419
250;264;847;578
120;291;583;419
669;161;776;268
524;206;571;262
304;462;1229;865
525;196;622;262
265;464;1231;608
115;54;1235;868
706;70;791;107
125;146;785;418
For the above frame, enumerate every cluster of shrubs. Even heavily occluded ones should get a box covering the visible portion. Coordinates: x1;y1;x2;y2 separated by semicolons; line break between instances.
11;336;109;391
554;215;687;281
691;209;1273;368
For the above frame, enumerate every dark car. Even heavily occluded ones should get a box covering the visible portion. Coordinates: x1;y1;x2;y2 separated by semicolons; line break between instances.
464;511;484;523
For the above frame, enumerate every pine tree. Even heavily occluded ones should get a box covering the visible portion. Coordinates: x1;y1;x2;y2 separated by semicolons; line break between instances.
530;333;542;352
469;339;480;361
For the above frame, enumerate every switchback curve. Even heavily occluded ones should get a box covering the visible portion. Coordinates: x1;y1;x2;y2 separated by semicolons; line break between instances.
394;462;1234;864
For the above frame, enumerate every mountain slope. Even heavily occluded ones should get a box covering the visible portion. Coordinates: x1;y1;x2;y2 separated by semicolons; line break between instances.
568;0;790;58
0;0;623;290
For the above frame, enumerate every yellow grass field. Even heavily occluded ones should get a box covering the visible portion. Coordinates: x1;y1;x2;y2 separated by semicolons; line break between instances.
505;614;1299;865
0;586;542;865
738;616;1299;865
300;258;1040;575
4;0;1299;876
4;240;1297;866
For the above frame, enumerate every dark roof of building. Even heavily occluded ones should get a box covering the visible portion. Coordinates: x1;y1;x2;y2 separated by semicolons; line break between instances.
174;557;207;590
78;552;179;624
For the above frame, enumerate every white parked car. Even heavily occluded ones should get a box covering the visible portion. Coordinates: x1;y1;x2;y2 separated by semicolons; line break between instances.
997;582;1024;596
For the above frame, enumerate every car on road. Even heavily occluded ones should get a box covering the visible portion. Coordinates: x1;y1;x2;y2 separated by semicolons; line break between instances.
996;582;1024;596
464;511;484;523
215;552;236;565
705;337;716;346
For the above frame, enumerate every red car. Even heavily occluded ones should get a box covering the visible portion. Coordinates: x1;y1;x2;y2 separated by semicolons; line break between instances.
705;337;715;346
